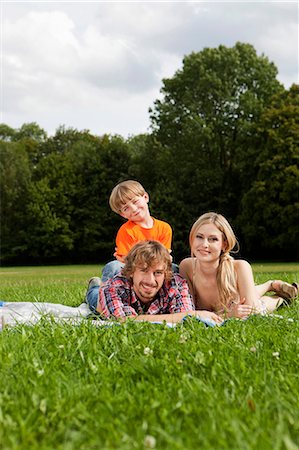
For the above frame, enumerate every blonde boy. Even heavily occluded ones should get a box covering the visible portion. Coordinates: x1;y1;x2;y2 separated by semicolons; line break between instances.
102;180;175;281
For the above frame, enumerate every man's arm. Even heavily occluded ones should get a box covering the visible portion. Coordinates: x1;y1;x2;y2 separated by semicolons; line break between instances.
133;310;223;324
133;311;193;323
97;279;138;318
169;275;195;313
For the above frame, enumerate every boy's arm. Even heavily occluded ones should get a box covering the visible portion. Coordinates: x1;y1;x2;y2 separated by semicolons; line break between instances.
158;221;172;250
114;226;135;260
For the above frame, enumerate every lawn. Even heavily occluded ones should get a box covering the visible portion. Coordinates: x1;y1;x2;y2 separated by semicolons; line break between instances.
0;264;298;450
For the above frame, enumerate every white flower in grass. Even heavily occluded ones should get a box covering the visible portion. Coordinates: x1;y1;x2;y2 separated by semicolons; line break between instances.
144;435;156;448
250;346;257;352
144;347;153;356
272;351;280;359
179;334;187;344
39;399;47;414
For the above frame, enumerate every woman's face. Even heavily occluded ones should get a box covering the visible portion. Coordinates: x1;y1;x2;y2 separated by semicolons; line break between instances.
191;223;226;262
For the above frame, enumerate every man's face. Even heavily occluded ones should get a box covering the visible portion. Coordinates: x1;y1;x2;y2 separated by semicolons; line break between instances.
132;263;166;304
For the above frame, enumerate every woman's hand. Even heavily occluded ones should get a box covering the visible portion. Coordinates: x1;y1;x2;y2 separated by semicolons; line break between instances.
227;298;255;319
195;310;223;324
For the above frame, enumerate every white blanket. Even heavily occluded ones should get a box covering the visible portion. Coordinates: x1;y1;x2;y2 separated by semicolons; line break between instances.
0;301;179;329
2;301;291;330
0;301;104;329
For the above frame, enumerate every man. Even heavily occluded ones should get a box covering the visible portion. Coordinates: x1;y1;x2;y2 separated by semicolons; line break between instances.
86;240;223;324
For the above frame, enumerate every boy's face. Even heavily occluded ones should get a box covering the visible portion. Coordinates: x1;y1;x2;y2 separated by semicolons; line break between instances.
119;193;150;222
132;262;165;304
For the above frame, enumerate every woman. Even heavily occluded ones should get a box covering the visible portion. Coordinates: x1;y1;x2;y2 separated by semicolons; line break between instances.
179;212;298;319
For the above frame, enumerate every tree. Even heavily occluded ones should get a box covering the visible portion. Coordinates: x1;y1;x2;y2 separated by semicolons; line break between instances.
14;122;47;143
238;84;299;259
23;129;134;263
148;42;284;260
24;153;75;261
0;124;16;141
0;123;136;264
63;133;133;262
0;141;32;263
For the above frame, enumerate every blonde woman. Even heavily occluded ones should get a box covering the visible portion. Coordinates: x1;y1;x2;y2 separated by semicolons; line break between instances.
179;212;298;319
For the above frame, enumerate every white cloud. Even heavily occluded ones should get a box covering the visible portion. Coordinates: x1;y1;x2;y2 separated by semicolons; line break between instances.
1;1;298;137
258;21;298;72
97;2;194;37
4;11;79;73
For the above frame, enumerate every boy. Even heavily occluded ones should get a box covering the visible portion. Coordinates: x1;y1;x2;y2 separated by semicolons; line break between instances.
101;180;177;281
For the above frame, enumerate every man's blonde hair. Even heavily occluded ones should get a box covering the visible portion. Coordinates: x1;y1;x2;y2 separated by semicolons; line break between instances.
122;240;172;282
109;180;146;214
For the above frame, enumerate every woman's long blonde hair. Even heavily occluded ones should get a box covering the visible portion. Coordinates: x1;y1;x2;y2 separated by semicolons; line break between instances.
189;212;239;308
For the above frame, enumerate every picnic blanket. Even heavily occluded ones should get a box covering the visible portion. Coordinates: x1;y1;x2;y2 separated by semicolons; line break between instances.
0;301;294;331
0;301;220;329
0;301;100;329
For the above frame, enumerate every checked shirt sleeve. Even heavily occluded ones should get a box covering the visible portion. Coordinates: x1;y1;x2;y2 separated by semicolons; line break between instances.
97;277;138;319
167;275;195;313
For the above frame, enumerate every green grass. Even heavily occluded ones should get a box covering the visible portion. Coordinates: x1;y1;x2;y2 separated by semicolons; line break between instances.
0;264;299;450
0;265;100;306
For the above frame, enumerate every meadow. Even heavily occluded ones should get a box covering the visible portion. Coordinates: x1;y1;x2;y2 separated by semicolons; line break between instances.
0;263;298;450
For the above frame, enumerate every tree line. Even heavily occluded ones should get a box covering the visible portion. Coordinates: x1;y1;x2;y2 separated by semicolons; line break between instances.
1;42;298;265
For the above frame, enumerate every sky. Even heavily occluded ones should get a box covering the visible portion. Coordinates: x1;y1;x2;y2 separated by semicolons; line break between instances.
1;0;298;138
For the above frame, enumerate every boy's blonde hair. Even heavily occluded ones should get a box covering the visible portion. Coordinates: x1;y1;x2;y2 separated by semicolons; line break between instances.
109;180;146;214
189;212;239;309
122;240;172;282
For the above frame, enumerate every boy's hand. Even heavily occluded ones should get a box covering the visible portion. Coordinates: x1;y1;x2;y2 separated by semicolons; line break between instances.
167;249;173;262
113;248;125;263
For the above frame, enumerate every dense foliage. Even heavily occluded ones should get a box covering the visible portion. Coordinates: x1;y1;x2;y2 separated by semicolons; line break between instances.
1;43;298;264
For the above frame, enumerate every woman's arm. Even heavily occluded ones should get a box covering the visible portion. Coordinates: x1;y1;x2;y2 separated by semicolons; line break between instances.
228;260;260;318
235;260;259;306
179;258;195;298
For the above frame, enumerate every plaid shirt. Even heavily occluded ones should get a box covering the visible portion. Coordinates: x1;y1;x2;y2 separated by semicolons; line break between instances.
98;273;195;319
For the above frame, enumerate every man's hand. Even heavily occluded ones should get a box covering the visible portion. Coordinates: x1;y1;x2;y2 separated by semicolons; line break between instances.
195;310;223;324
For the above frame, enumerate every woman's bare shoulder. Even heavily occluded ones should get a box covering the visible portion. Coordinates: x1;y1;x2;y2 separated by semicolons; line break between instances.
179;257;194;268
233;259;252;273
179;257;194;277
179;258;194;289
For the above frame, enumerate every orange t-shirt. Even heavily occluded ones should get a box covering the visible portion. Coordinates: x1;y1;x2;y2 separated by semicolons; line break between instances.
115;217;172;259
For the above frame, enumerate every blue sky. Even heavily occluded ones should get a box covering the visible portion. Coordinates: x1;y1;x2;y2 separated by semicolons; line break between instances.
2;1;298;137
